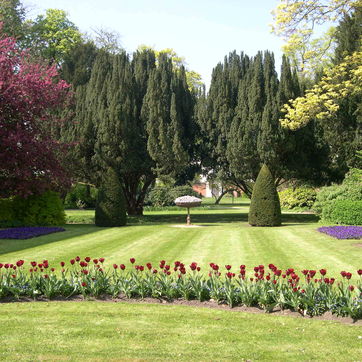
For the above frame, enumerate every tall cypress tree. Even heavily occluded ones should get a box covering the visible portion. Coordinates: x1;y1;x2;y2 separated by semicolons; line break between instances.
142;54;195;179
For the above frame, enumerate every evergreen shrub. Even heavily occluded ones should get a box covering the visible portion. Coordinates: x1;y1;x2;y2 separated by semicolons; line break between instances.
322;200;362;225
314;168;362;215
0;191;65;227
279;187;317;209
248;164;281;226
95;168;127;227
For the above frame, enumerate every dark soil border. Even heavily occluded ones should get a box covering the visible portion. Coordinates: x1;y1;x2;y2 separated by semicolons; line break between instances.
1;295;360;325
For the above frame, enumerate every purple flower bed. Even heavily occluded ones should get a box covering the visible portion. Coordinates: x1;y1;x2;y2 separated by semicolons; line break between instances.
0;227;65;240
318;226;362;239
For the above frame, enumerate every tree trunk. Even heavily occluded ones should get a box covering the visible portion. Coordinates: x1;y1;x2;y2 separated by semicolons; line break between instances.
122;174;155;216
215;189;234;204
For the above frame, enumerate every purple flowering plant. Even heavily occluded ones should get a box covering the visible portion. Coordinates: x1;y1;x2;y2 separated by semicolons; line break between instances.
0;227;65;239
318;226;362;239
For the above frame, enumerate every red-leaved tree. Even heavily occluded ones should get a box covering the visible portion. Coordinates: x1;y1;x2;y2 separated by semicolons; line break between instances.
0;30;70;198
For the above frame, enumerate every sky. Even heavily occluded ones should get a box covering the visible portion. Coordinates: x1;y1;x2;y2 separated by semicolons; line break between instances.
25;0;285;87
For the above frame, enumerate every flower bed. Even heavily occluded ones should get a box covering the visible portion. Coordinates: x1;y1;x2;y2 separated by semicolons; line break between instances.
0;227;65;239
0;258;361;319
318;226;362;239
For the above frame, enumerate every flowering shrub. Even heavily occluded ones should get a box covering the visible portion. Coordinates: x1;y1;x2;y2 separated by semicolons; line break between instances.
0;257;361;319
0;227;65;239
318;226;362;239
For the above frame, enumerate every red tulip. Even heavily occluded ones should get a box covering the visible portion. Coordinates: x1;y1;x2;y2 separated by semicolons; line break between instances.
130;258;136;264
70;259;75;265
346;272;352;280
44;274;49;279
196;266;201;272
75;256;80;262
60;261;65;267
357;269;362;276
152;268;158;274
0;264;3;268
31;261;37;267
85;257;91;262
349;285;354;291
51;268;55;272
99;258;105;263
239;264;246;270
146;263;152;270
120;264;126;270
81;282;87;287
113;264;118;269
319;269;327;276
93;259;98;264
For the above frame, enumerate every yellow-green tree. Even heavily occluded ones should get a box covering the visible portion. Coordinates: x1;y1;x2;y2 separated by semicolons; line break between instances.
271;0;361;77
280;49;362;130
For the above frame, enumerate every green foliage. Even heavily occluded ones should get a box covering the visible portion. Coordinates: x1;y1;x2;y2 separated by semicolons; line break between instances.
0;0;26;39
0;198;16;227
248;164;281;226
145;185;201;207
279;187;317;209
0;191;65;227
25;9;82;64
64;184;98;209
95;168;127;227
322;200;362;225
313;168;362;214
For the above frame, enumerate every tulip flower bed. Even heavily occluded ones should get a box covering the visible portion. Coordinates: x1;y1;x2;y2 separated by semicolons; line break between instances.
0;227;65;239
318;226;362;239
1;257;361;319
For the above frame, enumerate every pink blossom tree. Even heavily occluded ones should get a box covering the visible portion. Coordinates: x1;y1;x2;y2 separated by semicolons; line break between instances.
0;30;71;197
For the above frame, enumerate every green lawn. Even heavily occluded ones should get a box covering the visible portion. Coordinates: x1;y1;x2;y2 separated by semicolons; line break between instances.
0;200;361;360
0;199;360;276
0;302;361;360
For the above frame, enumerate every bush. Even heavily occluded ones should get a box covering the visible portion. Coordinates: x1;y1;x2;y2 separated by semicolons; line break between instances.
0;191;65;227
279;187;317;209
322;200;362;225
248;164;281;226
314;169;362;215
145;185;201;207
64;184;98;209
0;198;17;227
95;168;127;227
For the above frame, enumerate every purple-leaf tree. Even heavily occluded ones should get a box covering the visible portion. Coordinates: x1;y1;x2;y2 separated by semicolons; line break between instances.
0;28;71;197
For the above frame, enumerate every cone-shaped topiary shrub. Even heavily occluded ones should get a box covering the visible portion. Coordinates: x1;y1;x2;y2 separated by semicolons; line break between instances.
95;168;127;227
248;164;281;226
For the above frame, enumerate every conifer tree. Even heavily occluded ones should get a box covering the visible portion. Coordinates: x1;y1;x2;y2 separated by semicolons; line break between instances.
248;164;281;226
95;167;127;227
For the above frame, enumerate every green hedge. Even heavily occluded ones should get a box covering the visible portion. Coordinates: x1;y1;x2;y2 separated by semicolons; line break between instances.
322;200;362;225
279;187;317;209
0;191;65;227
